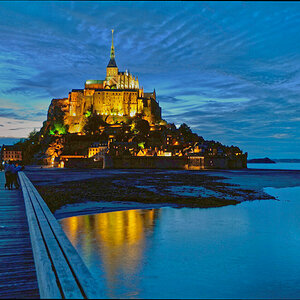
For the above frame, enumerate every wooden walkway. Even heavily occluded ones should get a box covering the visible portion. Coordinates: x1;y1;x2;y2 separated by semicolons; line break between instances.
0;171;39;299
18;172;102;299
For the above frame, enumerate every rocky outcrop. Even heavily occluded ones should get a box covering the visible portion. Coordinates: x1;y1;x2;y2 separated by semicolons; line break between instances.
40;98;70;136
247;157;275;164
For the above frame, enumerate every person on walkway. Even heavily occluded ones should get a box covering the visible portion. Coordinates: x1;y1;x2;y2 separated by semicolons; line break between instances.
4;161;14;190
12;163;22;189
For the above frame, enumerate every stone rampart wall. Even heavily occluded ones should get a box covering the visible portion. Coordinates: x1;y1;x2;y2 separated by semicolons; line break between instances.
64;158;103;169
108;154;247;170
111;156;188;169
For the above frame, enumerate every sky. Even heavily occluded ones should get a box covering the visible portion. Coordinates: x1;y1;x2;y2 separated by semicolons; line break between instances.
0;1;300;158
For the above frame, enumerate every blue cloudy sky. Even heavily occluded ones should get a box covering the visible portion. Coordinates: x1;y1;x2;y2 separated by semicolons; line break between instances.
0;1;300;158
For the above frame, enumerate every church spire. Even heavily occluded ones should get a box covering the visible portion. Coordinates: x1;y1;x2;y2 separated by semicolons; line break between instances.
107;29;117;68
110;29;115;59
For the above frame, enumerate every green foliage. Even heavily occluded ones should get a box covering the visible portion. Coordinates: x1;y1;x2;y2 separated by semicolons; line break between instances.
84;110;92;118
49;122;67;135
138;142;145;149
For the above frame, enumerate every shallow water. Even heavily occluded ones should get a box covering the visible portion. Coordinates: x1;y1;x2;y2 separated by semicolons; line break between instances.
248;162;300;170
59;185;300;299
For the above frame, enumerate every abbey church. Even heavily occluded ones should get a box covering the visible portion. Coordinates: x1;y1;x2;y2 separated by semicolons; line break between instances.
49;30;162;133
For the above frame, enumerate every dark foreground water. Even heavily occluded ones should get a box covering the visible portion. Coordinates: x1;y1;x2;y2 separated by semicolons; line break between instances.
59;185;300;299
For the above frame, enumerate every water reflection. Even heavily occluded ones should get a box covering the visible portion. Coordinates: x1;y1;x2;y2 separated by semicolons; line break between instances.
60;187;300;299
60;209;160;298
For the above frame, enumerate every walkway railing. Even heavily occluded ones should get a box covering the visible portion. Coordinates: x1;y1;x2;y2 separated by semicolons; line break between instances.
18;172;102;299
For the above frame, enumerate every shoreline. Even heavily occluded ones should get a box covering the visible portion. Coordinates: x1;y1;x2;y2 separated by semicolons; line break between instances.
54;201;178;220
23;167;300;219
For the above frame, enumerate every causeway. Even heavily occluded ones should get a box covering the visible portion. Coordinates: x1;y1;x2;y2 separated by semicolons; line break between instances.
0;171;39;299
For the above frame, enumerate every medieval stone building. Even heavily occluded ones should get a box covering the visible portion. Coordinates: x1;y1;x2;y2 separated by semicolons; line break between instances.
49;30;161;134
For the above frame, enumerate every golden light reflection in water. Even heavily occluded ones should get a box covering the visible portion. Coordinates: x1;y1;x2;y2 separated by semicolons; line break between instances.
60;209;159;298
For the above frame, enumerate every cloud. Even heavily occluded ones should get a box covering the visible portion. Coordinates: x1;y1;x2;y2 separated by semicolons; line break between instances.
290;117;300;122
0;108;46;121
157;95;182;103
0;2;299;157
0;117;43;138
271;133;289;139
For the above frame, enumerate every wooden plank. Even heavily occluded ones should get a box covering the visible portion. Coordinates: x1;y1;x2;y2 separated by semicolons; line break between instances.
22;173;103;299
0;172;39;299
19;173;61;299
24;181;84;299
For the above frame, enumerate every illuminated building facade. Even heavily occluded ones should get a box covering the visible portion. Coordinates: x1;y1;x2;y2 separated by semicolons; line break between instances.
1;145;22;162
88;142;108;160
50;30;161;134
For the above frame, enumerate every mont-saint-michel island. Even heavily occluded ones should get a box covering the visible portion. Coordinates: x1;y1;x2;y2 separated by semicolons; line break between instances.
1;2;300;300
5;30;247;170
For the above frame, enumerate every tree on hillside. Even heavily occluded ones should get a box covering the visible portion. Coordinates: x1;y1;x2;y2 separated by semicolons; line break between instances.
14;129;43;164
178;123;200;143
83;113;107;135
168;123;177;132
178;123;192;135
148;130;165;147
131;118;150;136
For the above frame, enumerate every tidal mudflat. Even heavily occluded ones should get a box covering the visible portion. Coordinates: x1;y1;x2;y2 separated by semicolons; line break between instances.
24;166;300;218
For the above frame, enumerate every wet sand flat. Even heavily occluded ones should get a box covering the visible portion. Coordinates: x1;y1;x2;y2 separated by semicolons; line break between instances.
23;166;300;219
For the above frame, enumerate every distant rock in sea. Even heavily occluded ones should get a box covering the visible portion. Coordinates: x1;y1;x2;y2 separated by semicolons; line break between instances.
273;159;300;163
247;157;276;164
